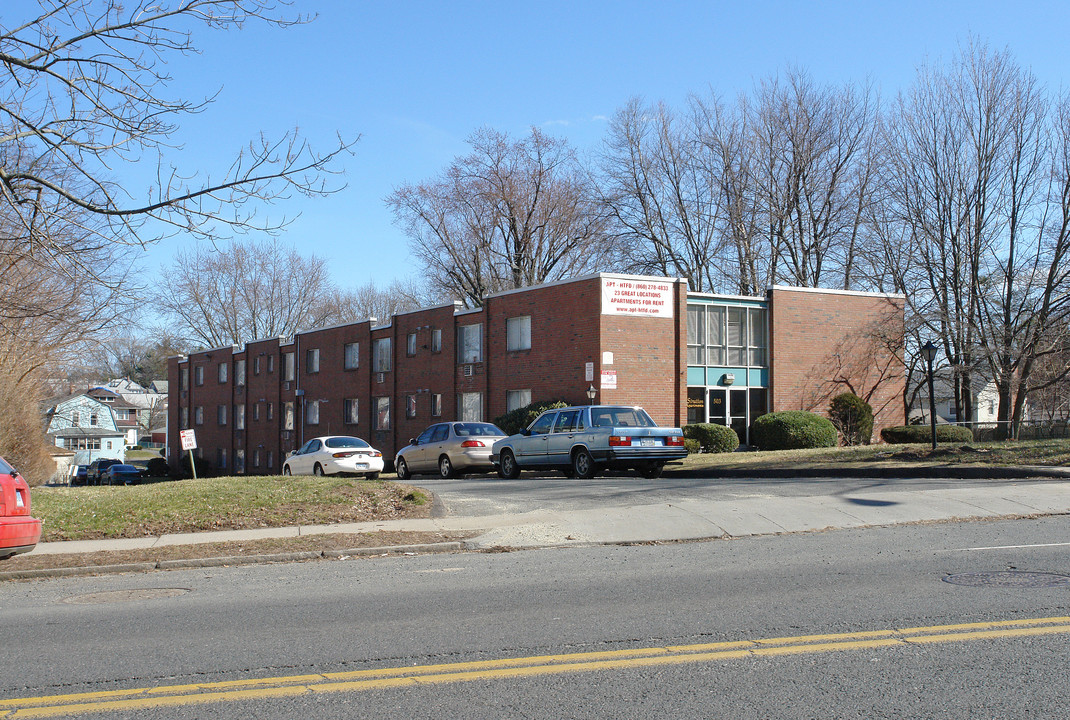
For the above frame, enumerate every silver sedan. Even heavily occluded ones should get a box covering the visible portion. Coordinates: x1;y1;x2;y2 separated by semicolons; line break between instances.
394;422;507;479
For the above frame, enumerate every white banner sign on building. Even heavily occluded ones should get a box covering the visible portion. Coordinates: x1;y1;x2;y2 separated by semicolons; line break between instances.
601;277;674;317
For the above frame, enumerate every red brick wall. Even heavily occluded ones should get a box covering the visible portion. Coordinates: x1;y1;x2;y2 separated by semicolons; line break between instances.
769;287;905;439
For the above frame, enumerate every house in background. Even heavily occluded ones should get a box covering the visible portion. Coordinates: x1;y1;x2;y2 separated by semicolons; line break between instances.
86;387;141;447
103;378;169;445
43;393;127;465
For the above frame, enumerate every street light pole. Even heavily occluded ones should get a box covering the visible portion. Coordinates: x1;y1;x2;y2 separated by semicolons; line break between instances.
922;341;939;451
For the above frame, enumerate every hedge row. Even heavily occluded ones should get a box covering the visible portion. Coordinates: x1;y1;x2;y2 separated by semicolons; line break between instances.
752;411;839;450
492;399;569;436
880;425;974;444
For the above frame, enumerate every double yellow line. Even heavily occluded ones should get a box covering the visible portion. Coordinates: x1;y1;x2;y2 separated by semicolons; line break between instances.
6;616;1070;717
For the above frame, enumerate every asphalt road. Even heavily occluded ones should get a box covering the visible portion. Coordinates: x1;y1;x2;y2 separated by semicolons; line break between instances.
3;513;1069;718
420;469;1060;517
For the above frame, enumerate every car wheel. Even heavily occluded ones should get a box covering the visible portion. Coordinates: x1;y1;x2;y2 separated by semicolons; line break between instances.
499;449;520;479
395;457;411;480
313;463;325;476
572;448;597;479
439;455;454;479
365;471;380;480
641;462;664;479
283;465;292;476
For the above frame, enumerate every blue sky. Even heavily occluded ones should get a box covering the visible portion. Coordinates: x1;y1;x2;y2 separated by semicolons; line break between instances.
136;0;1070;294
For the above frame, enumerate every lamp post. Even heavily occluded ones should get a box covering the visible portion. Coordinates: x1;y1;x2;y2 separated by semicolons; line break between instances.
921;340;940;451
586;384;597;405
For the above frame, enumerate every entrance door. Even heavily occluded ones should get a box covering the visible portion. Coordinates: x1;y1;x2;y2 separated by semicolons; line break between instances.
730;389;748;445
708;389;726;426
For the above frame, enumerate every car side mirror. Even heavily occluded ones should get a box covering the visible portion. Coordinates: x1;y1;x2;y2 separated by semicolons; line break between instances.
288;450;296;457
409;438;417;445
521;428;531;436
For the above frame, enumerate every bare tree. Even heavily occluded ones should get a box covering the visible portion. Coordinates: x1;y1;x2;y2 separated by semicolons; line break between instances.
886;41;1070;434
388;127;613;307
750;69;880;290
600;98;724;291
0;0;353;284
156;238;340;348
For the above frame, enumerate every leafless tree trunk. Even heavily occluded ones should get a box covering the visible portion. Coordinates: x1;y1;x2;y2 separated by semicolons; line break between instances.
388;127;612;307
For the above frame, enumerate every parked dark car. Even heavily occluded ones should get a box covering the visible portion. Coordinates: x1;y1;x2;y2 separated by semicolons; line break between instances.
100;464;143;486
0;455;41;560
70;464;89;486
86;458;122;485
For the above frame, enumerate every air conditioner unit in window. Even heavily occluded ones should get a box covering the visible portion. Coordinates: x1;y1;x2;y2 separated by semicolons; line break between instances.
283;381;291;391
463;364;474;377
376;372;385;383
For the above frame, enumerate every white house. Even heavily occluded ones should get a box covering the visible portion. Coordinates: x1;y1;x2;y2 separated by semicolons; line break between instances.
42;394;126;465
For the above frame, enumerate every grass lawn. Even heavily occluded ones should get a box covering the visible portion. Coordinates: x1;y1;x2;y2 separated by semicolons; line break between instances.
678;438;1070;470
32;475;430;542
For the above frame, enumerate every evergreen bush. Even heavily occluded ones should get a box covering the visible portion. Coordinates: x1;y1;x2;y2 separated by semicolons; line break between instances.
751;411;838;450
492;399;569;435
828;392;874;445
683;423;740;453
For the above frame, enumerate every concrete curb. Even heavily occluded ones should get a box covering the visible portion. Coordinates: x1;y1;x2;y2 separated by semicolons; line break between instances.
664;465;1070;480
0;542;466;581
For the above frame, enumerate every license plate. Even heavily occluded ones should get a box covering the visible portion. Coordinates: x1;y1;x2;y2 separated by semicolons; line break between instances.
641;438;658;447
355;463;368;469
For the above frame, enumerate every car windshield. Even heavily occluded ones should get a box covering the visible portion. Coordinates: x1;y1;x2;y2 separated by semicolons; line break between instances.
324;436;371;449
453;423;504;437
589;407;657;428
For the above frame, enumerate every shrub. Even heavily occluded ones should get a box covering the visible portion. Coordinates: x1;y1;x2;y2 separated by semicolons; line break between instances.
144;457;169;478
828;392;874;446
179;453;215;479
683;423;739;453
880;425;975;444
683;438;701;454
493;399;569;435
752;411;838;451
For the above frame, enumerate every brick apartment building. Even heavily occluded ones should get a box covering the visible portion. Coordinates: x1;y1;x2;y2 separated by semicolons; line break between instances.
167;273;905;474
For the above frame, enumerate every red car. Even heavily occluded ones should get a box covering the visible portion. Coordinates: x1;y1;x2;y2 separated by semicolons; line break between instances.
0;456;42;560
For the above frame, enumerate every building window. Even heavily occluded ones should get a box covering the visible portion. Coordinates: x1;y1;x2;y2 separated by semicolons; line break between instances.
431;393;442;417
406;394;417;418
374;396;390;430
507;316;531;351
194;406;204;425
373;338;391;372
267;402;274;421
687;305;705;365
235;404;245;430
306;400;320;425
431;328;442;353
180;407;189;429
253;403;260;421
344;342;359;370
283;401;294;430
748;307;766;366
344;398;359;424
235;449;245;474
218;362;228;384
507;389;531;412
458;392;482;421
457;324;482;363
181;367;189;391
218;448;227;470
253;356;261;375
195;366;204;386
90;413;98;426
254;448;261;468
268;354;275;373
217;405;227;425
266;450;273;470
283;352;295;381
407;333;417;356
686;303;766;368
235;359;246;386
71;410;80;425
306;348;320;374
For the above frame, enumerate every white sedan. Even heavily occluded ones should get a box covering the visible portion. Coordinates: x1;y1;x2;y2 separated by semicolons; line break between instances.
282;436;384;479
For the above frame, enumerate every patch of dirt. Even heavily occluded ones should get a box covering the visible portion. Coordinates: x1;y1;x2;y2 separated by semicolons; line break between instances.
2;530;476;573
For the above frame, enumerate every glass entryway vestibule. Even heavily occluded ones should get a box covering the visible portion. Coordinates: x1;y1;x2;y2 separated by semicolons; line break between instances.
687;386;767;446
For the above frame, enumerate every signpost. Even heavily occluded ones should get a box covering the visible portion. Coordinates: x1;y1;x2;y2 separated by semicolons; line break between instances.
179;429;198;480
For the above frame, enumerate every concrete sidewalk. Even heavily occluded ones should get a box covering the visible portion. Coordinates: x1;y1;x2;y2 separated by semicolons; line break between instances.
23;480;1070;558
